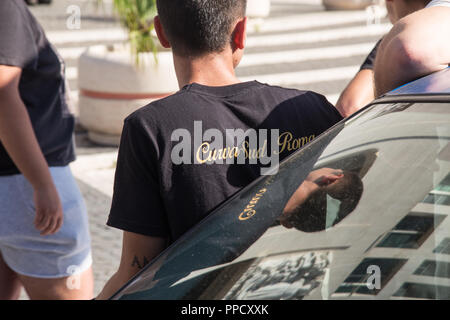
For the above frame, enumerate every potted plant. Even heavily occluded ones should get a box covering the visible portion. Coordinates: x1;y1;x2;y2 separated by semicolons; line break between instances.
78;0;178;146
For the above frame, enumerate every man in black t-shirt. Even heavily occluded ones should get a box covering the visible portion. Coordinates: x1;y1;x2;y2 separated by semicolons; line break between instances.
98;0;342;299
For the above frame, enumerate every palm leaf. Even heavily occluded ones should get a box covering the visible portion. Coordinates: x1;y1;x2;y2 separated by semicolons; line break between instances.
108;0;158;64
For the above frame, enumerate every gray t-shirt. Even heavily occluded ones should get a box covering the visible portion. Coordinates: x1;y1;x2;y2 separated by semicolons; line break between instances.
0;0;75;176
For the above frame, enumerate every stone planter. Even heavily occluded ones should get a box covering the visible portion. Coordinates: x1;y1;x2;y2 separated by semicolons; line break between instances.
78;44;178;146
246;0;271;18
322;0;373;10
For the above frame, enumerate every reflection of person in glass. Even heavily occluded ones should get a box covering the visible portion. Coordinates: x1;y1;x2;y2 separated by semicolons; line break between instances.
280;168;364;232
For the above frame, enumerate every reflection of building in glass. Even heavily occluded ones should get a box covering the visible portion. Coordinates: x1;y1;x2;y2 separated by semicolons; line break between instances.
335;258;407;296
331;172;450;300
422;173;450;206
414;260;450;278
183;142;450;300
434;238;450;254
376;212;446;249
235;107;450;301
394;282;450;299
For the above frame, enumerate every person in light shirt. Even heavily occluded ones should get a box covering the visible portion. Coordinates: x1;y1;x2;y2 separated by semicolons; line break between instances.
374;0;450;95
336;0;450;117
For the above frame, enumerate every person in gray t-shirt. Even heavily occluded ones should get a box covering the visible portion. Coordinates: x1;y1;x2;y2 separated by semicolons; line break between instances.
0;0;93;299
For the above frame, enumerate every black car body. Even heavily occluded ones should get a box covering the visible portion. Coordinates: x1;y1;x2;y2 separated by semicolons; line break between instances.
112;68;450;300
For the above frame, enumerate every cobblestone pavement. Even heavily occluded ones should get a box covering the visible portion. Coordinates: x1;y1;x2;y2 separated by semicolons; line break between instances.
20;0;389;298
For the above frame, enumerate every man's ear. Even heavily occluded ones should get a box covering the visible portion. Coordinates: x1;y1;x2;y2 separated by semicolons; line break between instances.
154;15;171;49
232;17;247;51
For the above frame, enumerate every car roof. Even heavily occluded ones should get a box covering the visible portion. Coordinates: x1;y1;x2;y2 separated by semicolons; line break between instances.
385;67;450;97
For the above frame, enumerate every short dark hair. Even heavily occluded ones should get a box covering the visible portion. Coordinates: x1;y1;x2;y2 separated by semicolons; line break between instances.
156;0;247;56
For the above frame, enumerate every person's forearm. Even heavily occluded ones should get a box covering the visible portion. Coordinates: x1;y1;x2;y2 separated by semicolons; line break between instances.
97;264;146;300
283;180;318;214
0;91;54;189
336;69;375;117
96;272;124;300
97;233;168;299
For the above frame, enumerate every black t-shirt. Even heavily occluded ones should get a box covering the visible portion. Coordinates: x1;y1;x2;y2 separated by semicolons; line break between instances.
360;39;382;71
0;0;75;176
107;81;343;242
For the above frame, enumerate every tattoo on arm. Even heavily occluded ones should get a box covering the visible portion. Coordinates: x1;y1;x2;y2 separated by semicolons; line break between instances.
131;255;151;270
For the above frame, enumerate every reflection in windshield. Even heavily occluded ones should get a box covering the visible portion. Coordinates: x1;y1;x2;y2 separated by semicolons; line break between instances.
224;252;330;300
114;102;450;300
280;168;364;232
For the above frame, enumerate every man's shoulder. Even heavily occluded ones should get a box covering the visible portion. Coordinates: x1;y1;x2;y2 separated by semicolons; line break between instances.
260;83;329;101
130;89;188;112
261;84;335;109
258;83;308;97
124;90;193;128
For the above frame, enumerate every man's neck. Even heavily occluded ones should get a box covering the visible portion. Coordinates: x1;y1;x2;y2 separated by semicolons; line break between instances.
173;51;241;89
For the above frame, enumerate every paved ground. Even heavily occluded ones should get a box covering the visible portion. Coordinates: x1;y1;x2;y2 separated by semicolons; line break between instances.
21;0;389;298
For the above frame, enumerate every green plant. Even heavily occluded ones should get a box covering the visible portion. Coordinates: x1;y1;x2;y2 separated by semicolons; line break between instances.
114;0;158;55
97;0;158;63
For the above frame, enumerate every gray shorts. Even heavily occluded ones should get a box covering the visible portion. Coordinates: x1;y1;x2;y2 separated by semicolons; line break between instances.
0;166;92;278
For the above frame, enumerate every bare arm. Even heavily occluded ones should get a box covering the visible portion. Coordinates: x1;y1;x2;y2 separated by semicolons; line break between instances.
97;231;167;299
335;69;375;117
374;7;450;96
0;65;62;235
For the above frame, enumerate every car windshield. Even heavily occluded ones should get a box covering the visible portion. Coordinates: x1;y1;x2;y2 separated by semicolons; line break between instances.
113;100;450;300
